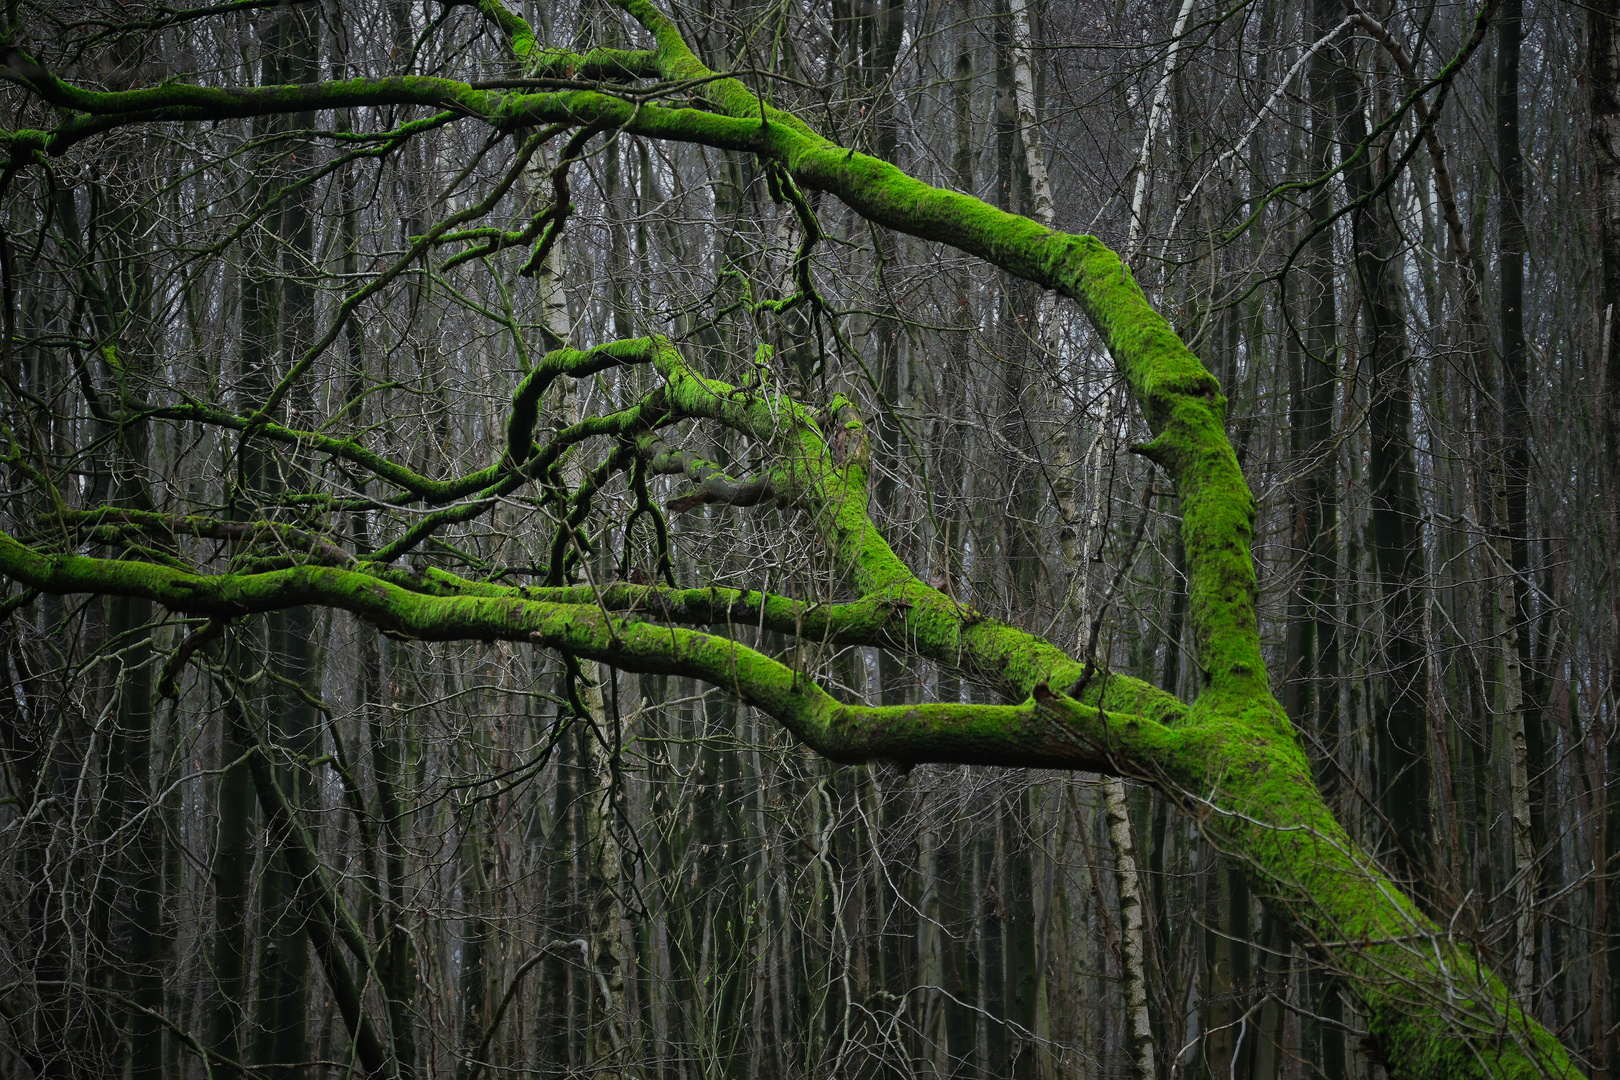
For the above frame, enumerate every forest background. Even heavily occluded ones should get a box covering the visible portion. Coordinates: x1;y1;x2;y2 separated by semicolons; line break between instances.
0;0;1613;1078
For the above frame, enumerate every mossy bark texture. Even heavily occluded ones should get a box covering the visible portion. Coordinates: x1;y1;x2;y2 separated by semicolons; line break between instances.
0;2;1577;1075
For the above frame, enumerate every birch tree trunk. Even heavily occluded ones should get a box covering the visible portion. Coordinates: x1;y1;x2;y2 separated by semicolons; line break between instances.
1010;6;1154;1075
1127;0;1198;258
1103;779;1155;1080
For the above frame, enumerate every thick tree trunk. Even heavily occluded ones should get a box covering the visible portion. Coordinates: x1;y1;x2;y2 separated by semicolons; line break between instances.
1598;0;1620;473
1497;0;1554;1013
1295;0;1344;814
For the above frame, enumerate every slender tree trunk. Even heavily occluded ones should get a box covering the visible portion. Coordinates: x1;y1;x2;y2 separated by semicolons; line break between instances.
1104;781;1155;1080
208;638;254;1061
373;640;418;1077
91;122;163;1080
1303;2;1348;1069
1496;0;1549;1009
1598;0;1620;472
579;670;630;1075
1128;0;1198;257
459;743;493;1078
1331;27;1432;901
112;591;161;1080
1010;7;1154;1070
1597;0;1620;1044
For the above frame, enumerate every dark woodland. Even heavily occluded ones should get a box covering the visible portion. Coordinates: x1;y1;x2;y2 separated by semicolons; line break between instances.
0;0;1612;1077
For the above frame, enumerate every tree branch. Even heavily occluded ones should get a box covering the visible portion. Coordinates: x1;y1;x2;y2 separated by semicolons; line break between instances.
0;528;1163;773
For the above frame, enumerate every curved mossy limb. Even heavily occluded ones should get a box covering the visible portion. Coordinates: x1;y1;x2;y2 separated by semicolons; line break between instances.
648;339;1187;726
1153;697;1572;1080
638;434;776;512
0;530;1161;773
471;0;659;78
596;8;1576;1074
51;508;357;566
1;4;1577;1071
505;339;660;467
357;573;945;655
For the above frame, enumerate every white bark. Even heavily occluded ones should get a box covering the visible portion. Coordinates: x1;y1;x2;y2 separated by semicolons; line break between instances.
541;212;630;1069
1105;780;1156;1080
1008;0;1053;229
1009;0;1060;356
1499;551;1535;1003
1161;15;1355;244
1128;0;1198;260
539;236;570;352
1074;402;1153;1080
1013;12;1157;1067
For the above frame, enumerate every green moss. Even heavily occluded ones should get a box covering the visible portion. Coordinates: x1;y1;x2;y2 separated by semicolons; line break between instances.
10;9;1585;1069
647;337;1187;724
527;46;661;80
569;37;1585;1065
0;527;1165;774
506;339;658;466
474;0;540;62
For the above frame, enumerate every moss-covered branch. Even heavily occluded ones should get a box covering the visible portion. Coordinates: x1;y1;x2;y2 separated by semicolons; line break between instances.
0;2;1578;1070
639;435;776;513
360;571;912;647
470;0;658;78
51;508;356;566
639;337;1186;725
0;530;1159;773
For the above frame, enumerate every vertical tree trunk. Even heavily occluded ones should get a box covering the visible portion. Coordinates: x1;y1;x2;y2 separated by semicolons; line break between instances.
1597;0;1620;473
87;107;163;1080
1103;781;1155;1080
1292;0;1343;808
460;677;497;1079
1331;22;1432;901
374;640;418;1077
1010;6;1154;1069
917;797;947;1079
1303;2;1348;1069
1496;0;1551;1009
112;591;160;1080
208;637;253;1062
234;9;320;1073
1128;0;1198;257
578;670;630;1075
541;694;578;1077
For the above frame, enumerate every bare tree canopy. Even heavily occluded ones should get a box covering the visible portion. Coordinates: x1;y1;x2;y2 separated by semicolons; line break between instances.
0;0;1607;1078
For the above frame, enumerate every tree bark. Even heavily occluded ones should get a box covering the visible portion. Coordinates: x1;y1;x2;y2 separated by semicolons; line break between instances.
0;4;1580;1075
1104;780;1155;1080
1329;26;1433;902
1593;0;1620;1064
207;637;254;1062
